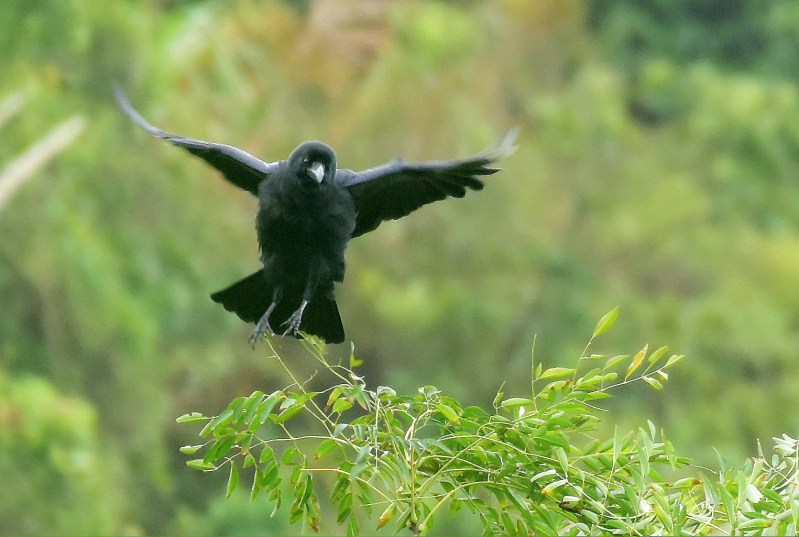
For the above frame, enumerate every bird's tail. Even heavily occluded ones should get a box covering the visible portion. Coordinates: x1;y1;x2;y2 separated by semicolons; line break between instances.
301;289;345;344
211;270;271;323
211;270;345;344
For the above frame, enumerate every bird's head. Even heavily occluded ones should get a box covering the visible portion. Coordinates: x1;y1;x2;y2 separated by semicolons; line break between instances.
288;141;336;187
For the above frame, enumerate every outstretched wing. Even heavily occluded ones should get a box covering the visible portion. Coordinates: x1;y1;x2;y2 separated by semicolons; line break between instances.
336;129;518;238
114;84;277;196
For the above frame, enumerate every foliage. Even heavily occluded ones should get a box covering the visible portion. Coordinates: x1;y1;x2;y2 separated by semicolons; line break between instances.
179;311;799;535
0;368;125;535
589;1;799;76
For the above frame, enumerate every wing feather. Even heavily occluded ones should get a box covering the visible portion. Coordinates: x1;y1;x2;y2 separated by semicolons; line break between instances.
114;84;276;195
337;129;518;237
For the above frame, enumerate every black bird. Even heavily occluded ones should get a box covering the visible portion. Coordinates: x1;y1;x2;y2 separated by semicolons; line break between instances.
115;86;517;345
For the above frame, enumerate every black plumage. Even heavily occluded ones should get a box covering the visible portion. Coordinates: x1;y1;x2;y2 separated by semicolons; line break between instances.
115;86;517;344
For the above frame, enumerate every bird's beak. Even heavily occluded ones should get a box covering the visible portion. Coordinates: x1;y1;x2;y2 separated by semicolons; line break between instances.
308;162;325;184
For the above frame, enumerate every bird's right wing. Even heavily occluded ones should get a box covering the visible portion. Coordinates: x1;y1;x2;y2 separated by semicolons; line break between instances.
114;84;276;196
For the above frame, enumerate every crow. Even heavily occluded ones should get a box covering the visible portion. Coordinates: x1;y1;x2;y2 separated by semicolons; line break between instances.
115;86;517;345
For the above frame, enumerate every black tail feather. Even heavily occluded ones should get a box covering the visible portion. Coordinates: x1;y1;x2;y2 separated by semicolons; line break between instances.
211;270;271;323
211;270;345;344
299;289;345;344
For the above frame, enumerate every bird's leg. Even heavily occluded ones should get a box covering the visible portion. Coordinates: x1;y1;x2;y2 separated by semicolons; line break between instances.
249;303;277;348
281;266;321;337
281;299;308;337
249;287;283;348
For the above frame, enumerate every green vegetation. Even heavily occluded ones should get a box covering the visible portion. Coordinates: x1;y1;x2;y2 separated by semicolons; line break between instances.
182;313;799;536
2;0;799;534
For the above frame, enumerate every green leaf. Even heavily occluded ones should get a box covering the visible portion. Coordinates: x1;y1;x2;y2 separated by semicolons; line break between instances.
315;438;340;460
330;474;350;505
592;306;619;338
350;384;371;410
228;396;248;418
664;354;686;369
337;491;353;525
273;405;304;424
332;398;353;414
612;426;622;468
226;463;239;498
259;444;275;464
282;446;302;465
306;496;322;533
575;367;601;384
186;459;216;471
176;412;207;424
500;397;534;408
642;376;663;390
251;468;264;501
418;385;441;397
346;514;360;537
238;433;253;452
554;446;569;475
578;372;618;388
537;367;575;380
435;403;461;425
288;497;304;525
299;474;314;506
201;407;235;437
325;386;343;410
492;387;505;408
375;385;396;399
205;435;236;463
376;503;396;530
647;345;669;365
541;478;568;495
583;391;612;401
603;354;630;371
238;391;265;428
530;468;558;484
625;345;648;380
249;392;284;432
718;483;736;526
354;444;371;465
672;477;702;488
266;487;282;516
502;511;515;534
275;392;319;424
357;482;374;518
261;459;279;489
737;518;772;531
179;445;201;455
349;342;363;368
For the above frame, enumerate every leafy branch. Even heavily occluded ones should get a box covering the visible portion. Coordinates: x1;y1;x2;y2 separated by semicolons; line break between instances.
177;308;799;535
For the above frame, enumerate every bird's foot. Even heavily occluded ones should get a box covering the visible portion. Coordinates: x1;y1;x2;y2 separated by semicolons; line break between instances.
249;316;274;349
281;300;308;337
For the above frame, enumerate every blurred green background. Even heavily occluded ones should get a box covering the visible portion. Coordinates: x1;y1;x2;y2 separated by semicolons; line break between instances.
2;0;799;534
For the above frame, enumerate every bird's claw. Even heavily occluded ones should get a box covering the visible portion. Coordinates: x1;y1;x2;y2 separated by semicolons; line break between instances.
249;317;274;349
281;311;303;337
280;300;308;338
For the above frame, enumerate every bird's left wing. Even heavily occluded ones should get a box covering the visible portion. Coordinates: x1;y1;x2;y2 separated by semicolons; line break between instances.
336;129;518;238
114;84;277;196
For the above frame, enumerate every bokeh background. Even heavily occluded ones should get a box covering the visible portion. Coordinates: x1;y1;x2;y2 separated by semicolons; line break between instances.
2;0;799;534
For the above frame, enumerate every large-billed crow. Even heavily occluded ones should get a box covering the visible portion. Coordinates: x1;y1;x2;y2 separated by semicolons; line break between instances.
115;86;517;345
